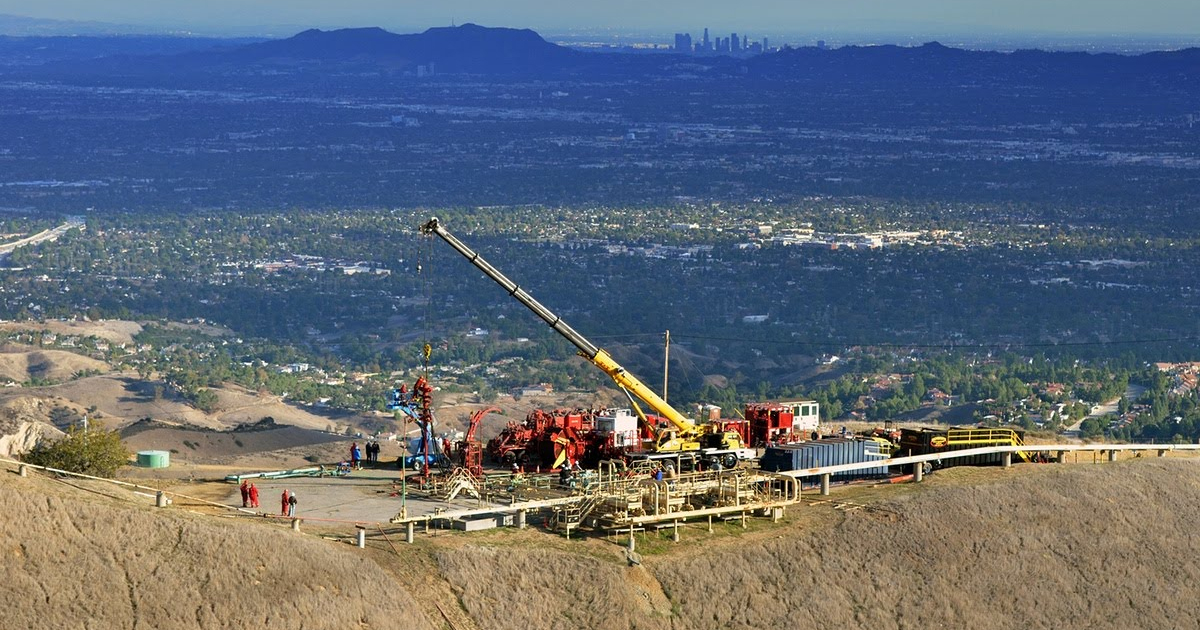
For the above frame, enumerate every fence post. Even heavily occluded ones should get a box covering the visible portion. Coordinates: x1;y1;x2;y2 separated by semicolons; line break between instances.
356;527;366;549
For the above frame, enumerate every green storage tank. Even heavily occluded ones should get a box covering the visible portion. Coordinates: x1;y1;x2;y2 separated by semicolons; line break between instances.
137;450;170;468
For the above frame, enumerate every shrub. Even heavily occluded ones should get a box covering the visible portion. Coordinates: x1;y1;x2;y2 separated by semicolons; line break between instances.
23;422;129;478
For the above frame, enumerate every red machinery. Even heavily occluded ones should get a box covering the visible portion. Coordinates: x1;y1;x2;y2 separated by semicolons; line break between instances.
486;418;536;466
486;408;600;469
744;403;796;446
458;406;501;477
527;408;590;469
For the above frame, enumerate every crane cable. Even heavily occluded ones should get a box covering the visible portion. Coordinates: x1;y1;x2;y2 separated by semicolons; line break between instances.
418;227;433;378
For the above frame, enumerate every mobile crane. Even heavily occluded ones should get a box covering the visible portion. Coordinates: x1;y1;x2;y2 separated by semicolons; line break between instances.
420;217;754;467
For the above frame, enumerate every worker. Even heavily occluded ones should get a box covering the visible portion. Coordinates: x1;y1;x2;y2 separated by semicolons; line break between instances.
287;491;297;517
280;488;290;516
351;442;362;469
653;467;664;482
559;464;572;487
248;482;260;508
239;480;249;507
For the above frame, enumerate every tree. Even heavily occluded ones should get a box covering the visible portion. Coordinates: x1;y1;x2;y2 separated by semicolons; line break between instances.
192;388;219;413
1079;417;1106;439
23;422;129;478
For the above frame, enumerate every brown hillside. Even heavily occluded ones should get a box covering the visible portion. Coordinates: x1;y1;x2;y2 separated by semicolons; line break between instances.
433;460;1200;630
0;344;109;383
0;474;434;630
0;319;143;345
657;460;1200;630
120;418;346;465
6;456;1200;630
41;375;346;431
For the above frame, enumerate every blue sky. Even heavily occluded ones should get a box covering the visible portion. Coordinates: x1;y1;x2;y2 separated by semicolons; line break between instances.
3;0;1198;37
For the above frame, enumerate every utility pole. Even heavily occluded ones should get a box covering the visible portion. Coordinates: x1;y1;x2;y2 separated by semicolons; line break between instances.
663;330;670;404
396;410;407;520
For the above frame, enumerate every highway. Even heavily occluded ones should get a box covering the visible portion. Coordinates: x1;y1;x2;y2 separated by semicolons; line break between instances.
0;217;85;258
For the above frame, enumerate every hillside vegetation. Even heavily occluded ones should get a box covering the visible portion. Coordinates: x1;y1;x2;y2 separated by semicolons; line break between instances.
4;458;1200;629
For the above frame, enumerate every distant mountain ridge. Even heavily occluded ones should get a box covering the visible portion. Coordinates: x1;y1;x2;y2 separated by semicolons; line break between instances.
7;23;1200;85
748;40;1200;86
224;23;581;73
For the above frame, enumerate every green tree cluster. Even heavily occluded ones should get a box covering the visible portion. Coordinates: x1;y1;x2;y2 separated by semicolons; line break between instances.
23;422;129;478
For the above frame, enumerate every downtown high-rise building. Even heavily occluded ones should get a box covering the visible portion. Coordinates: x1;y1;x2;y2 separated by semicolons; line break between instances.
675;27;772;55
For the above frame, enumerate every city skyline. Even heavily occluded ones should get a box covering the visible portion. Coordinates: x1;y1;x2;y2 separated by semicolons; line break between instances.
2;0;1200;38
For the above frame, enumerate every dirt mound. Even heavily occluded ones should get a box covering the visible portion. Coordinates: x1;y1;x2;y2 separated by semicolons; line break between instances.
0;475;433;630
0;344;109;383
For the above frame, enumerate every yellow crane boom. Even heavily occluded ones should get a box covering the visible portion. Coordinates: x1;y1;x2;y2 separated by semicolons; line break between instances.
419;217;696;434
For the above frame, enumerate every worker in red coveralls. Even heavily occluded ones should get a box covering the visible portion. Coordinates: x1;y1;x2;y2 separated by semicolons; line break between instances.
239;480;249;507
281;488;290;516
248;482;260;508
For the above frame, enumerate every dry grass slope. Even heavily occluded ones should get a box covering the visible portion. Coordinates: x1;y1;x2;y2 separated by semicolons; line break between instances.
656;460;1200;630
437;544;671;630
433;460;1200;630
41;375;342;431
0;476;434;630
0;320;143;345
0;345;109;383
6;455;1200;630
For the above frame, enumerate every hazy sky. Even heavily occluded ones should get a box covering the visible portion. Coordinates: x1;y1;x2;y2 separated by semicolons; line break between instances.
3;0;1198;36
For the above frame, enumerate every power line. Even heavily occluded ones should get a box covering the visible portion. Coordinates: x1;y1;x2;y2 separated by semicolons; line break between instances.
590;331;1200;350
675;333;1200;350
